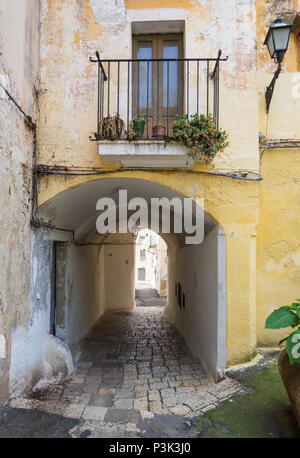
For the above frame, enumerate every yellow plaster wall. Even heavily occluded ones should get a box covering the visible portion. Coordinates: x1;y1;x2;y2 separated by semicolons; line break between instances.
257;147;300;347
38;170;259;366
36;0;300;365
37;0;260;174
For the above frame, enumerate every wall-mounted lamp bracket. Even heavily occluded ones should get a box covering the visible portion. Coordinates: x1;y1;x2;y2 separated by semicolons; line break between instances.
265;63;281;113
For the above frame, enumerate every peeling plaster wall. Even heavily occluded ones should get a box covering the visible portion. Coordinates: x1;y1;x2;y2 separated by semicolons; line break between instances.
10;227;73;397
35;0;300;369
9;227;53;397
256;0;300;138
10;225;105;394
38;0;260;173
0;0;40;403
36;0;261;366
5;0;300;401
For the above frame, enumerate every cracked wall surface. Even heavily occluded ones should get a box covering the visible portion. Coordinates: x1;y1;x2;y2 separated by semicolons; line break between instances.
37;0;260;174
0;0;40;403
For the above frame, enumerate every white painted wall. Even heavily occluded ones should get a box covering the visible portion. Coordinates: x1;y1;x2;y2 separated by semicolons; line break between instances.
63;244;104;344
155;237;168;297
135;229;168;294
10;227;53;396
103;233;135;311
10;227;77;397
136;229;157;288
165;226;227;380
10;225;107;395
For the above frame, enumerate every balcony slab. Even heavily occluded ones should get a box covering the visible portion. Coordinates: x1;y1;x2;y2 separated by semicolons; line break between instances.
98;140;194;168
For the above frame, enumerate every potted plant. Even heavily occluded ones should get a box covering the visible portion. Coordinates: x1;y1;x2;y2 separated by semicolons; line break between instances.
172;113;228;162
152;125;167;139
98;115;124;140
265;299;300;426
128;115;146;140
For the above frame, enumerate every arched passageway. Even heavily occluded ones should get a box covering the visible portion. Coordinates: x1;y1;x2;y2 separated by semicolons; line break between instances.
32;178;226;384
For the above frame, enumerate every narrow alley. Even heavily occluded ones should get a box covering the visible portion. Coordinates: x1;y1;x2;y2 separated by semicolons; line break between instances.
8;305;243;437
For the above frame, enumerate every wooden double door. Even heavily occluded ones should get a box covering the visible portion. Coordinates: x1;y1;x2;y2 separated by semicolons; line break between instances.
132;34;184;138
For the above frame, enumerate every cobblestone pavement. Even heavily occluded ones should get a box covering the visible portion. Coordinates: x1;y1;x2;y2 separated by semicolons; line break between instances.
135;288;167;307
10;307;245;438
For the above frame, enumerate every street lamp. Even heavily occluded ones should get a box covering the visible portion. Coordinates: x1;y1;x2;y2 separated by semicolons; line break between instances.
264;18;293;112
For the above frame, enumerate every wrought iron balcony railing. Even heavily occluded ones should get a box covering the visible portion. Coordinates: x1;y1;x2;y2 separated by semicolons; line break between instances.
89;50;228;142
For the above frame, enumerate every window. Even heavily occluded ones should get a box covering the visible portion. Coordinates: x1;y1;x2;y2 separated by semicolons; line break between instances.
138;268;146;281
132;34;183;137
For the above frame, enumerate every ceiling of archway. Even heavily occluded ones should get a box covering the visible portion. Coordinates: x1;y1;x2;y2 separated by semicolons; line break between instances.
39;178;217;244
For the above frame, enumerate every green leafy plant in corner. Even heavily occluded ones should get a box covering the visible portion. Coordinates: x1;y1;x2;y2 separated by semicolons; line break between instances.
172;113;228;161
265;299;300;365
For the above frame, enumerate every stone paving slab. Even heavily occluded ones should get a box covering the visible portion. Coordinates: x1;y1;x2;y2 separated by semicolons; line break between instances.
9;307;245;436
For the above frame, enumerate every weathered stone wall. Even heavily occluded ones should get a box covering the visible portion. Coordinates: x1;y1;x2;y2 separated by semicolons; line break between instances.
0;0;40;403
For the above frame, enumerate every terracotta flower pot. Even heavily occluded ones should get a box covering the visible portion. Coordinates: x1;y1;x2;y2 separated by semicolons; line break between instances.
152;125;167;139
278;349;300;427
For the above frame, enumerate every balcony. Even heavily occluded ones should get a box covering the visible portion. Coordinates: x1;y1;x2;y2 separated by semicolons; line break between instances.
90;50;227;168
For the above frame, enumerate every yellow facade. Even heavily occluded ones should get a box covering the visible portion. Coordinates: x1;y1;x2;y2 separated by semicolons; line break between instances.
36;0;300;370
257;147;300;346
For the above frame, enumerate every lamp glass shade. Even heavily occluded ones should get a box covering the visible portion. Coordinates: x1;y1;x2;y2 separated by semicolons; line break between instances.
265;30;275;58
264;19;293;62
273;26;291;51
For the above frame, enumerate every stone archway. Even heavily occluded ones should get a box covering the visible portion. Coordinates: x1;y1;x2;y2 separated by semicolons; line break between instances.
35;177;227;381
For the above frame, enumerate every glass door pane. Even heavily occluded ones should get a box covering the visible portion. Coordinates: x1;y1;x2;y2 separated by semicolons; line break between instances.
163;41;179;108
137;42;153;109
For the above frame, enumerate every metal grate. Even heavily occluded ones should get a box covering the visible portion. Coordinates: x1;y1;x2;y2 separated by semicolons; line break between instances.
89;50;228;142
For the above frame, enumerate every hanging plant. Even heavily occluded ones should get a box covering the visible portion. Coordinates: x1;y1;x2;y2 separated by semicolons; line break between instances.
172;113;228;161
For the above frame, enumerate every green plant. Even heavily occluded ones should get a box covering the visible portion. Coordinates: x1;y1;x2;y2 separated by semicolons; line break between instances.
128;115;146;140
172;113;228;161
265;299;300;364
